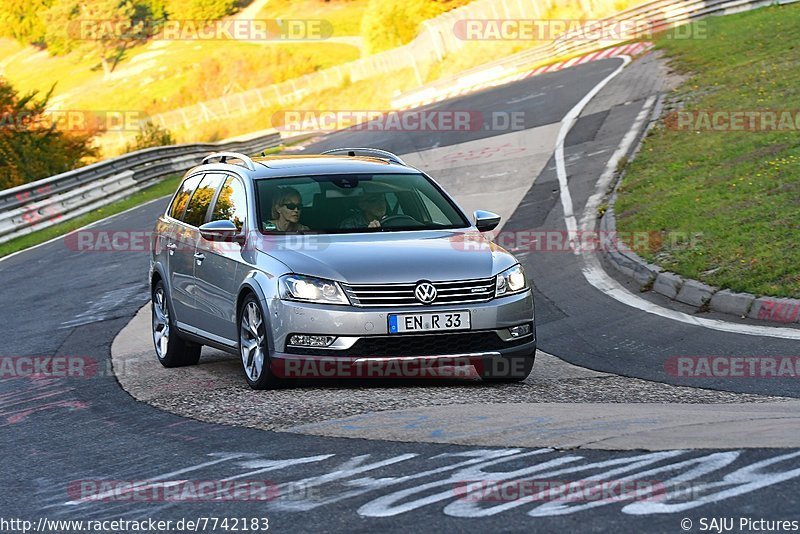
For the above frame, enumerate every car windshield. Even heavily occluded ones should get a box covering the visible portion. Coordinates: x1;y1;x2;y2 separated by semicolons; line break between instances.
255;173;470;234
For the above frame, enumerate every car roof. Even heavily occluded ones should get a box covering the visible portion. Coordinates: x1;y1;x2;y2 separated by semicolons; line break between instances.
211;154;414;178
253;155;419;177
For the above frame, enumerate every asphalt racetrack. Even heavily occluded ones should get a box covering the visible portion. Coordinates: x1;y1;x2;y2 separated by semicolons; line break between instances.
3;51;800;532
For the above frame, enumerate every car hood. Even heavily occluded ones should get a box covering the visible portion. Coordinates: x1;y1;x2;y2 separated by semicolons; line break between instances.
257;230;518;284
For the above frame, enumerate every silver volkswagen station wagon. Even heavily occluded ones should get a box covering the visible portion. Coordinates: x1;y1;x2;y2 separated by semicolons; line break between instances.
149;148;535;389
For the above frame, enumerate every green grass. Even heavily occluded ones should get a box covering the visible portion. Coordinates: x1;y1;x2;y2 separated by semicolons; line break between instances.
614;3;800;298
0;173;182;259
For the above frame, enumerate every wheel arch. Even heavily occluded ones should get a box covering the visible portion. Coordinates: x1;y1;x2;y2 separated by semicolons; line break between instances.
236;273;276;354
150;262;168;294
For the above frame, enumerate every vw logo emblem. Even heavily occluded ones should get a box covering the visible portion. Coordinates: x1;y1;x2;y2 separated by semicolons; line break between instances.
414;282;437;304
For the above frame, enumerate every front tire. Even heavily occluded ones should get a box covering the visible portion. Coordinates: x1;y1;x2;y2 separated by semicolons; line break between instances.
239;295;282;389
151;280;201;367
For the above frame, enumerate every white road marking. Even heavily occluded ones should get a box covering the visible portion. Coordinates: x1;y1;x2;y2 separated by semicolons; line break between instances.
507;92;545;104
554;56;631;251
220;454;336;482
577;95;656;240
555;57;800;339
62;453;246;505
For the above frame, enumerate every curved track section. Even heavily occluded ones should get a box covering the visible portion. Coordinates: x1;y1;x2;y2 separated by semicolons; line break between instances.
3;51;800;529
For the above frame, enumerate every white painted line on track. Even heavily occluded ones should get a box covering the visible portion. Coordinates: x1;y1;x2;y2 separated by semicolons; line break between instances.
582;254;800;339
555;57;800;340
62;453;248;506
554;55;631;251
578;95;656;236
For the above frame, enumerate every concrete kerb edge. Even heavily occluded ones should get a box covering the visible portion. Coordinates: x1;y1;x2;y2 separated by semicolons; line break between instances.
596;96;800;325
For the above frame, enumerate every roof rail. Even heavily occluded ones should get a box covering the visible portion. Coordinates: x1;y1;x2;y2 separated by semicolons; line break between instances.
320;148;406;166
202;151;256;171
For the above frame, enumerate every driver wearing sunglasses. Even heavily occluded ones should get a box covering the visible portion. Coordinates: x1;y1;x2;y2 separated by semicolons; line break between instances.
264;187;310;232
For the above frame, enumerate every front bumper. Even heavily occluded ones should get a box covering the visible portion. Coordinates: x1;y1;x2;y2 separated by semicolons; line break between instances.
265;289;535;377
268;289;533;348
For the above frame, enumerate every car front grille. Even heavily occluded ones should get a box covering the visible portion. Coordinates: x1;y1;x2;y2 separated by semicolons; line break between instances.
342;277;496;307
284;330;532;357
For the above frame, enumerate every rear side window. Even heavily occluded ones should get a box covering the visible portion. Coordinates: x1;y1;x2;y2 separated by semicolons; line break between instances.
210;177;247;231
169;174;203;220
183;174;224;227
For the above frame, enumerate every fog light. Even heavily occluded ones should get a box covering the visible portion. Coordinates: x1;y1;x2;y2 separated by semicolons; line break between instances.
289;335;336;347
508;324;532;338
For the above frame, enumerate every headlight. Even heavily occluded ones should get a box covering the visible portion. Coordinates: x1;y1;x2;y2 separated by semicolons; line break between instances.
279;274;350;305
495;264;527;297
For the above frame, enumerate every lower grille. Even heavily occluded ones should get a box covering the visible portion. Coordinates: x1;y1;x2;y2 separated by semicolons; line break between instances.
284;330;532;357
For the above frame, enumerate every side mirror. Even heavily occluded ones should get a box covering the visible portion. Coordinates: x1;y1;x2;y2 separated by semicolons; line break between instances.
474;210;501;232
199;220;241;242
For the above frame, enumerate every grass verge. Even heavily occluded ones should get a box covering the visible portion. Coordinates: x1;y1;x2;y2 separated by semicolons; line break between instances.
614;3;800;298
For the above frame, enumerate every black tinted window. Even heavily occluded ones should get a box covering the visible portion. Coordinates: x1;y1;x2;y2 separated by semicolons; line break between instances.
210;177;247;231
183;174;224;227
255;173;468;233
169;174;202;220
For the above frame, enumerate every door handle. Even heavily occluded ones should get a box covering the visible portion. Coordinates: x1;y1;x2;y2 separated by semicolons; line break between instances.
166;242;177;254
194;252;205;264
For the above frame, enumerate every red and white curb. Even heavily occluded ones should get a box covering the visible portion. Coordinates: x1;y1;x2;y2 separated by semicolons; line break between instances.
393;41;654;110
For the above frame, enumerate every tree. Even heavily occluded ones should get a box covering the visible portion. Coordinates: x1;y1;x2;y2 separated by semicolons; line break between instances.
42;0;142;76
165;0;238;20
125;120;175;152
361;0;471;54
0;0;53;46
0;79;97;190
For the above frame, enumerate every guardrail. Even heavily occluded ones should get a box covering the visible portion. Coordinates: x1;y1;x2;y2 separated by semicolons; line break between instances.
0;130;282;245
392;0;800;109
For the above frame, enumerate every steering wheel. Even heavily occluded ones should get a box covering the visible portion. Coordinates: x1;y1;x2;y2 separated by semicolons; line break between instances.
379;214;423;228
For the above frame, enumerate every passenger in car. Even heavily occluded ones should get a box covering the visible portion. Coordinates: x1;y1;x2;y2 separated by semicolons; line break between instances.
339;192;386;229
264;187;310;232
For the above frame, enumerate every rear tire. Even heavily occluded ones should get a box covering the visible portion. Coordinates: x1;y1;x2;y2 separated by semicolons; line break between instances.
239;294;283;390
152;280;201;367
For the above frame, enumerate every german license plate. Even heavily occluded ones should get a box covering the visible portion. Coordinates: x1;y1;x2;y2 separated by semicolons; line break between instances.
388;311;471;334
